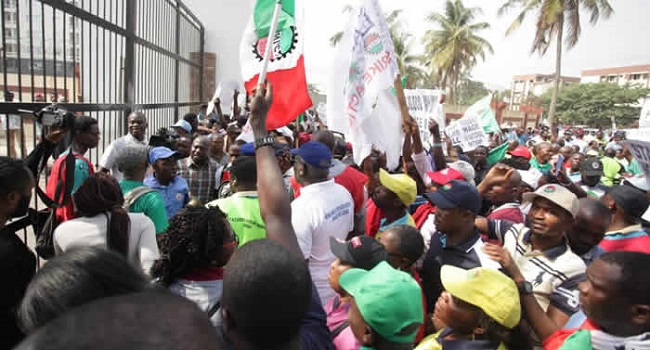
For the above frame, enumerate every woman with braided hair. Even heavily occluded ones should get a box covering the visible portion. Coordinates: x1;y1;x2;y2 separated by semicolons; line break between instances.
151;206;237;325
53;172;159;275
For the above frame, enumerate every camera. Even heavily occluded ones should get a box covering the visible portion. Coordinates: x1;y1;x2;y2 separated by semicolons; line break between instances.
149;127;179;149
19;104;75;129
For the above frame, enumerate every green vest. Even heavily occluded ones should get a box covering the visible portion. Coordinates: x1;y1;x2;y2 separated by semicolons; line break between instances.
207;192;266;246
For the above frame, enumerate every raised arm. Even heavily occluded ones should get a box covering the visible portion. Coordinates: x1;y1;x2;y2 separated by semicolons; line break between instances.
249;84;301;256
429;119;447;171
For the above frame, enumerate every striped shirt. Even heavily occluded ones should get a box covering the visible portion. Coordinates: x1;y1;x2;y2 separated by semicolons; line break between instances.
179;158;222;205
487;221;586;315
599;224;650;254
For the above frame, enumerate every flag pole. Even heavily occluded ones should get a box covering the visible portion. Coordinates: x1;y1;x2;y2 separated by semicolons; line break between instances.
257;0;283;85
393;74;412;123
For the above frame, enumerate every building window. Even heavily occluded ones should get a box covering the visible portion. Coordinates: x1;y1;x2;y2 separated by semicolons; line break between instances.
631;74;642;80
608;75;617;82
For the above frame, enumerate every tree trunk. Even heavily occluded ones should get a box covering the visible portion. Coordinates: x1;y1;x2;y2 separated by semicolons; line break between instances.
547;21;563;131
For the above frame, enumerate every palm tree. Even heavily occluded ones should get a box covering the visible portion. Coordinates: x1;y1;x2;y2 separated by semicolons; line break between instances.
499;0;613;128
329;9;427;88
422;0;493;103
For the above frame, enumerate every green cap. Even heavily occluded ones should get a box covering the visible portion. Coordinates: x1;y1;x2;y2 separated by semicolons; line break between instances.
339;261;423;343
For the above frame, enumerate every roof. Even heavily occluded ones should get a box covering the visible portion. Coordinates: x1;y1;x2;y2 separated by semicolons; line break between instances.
582;64;650;77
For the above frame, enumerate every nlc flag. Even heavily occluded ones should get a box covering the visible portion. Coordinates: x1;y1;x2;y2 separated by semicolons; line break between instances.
240;0;312;130
328;0;402;169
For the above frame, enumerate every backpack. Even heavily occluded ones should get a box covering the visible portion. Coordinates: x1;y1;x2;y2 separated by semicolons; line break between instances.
123;186;155;211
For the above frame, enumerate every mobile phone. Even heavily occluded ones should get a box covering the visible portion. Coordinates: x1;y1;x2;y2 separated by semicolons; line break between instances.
555;154;565;175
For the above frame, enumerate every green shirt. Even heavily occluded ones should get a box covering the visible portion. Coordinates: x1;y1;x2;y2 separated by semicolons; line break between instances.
120;179;169;234
600;157;622;187
626;158;643;176
529;157;552;173
206;191;266;246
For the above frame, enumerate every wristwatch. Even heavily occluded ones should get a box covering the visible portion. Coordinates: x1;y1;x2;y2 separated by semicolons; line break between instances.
516;280;533;295
254;136;275;150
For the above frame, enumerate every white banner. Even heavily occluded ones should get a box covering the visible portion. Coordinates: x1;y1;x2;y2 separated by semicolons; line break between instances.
404;89;445;145
639;95;650;129
445;116;488;152
623;140;650;187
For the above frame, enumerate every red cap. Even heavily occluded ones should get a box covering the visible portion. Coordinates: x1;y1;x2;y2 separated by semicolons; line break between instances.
427;167;465;186
508;146;532;160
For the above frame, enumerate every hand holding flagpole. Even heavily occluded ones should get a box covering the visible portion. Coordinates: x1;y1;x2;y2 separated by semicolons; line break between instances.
257;0;283;85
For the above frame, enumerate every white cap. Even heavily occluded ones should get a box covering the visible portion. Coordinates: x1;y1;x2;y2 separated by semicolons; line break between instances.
448;160;476;186
518;168;543;190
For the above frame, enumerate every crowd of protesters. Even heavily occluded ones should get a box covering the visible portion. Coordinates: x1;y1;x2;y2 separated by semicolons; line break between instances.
0;85;649;350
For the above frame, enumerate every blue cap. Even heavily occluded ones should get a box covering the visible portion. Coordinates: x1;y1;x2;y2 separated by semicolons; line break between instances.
149;146;178;164
423;180;481;214
240;142;255;156
290;142;332;169
171;119;192;133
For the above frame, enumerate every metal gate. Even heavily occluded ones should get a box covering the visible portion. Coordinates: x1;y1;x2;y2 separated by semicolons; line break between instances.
0;0;204;251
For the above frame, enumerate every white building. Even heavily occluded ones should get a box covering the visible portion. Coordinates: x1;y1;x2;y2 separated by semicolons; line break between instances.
509;74;580;111
581;64;650;88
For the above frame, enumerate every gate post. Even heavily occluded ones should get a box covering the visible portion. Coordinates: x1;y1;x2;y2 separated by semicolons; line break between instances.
123;0;136;133
174;1;180;119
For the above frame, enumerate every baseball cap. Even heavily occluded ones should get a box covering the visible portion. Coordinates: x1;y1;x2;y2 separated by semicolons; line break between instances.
329;236;387;271
508;146;532;160
522;184;579;218
585;149;600;157
240;142;255;156
290;141;332;169
379;169;417;207
427;167;465;186
423;180;481;214
339;262;423;343
440;265;521;329
449;160;476;186
149;146;178;164
606;185;650;220
580;157;603;176
171;119;192;134
518;168;543;190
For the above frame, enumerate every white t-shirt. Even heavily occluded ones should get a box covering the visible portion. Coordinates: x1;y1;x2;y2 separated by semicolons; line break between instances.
53;212;160;275
170;279;223;328
291;179;354;304
98;134;147;182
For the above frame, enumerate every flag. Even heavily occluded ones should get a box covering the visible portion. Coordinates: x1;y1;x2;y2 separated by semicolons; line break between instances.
240;0;312;130
327;0;402;169
487;142;509;166
465;95;500;134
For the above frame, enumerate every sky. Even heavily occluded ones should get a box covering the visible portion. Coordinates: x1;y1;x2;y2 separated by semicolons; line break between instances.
302;0;650;91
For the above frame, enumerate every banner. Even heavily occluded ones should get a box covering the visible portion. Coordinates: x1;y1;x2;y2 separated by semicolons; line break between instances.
206;81;241;116
327;0;401;169
404;89;445;145
623;140;650;187
445;116;488;152
464;95;500;134
639;96;650;129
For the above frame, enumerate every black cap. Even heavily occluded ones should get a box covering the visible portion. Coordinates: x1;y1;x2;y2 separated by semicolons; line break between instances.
606;185;650;220
423;180;481;214
329;236;387;270
580;157;604;177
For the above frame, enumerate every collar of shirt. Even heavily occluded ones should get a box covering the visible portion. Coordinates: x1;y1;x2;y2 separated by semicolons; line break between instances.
521;229;568;259
438;229;482;252
605;224;643;236
379;210;412;231
231;191;259;198
300;179;336;194
124;133;146;144
187;157;214;170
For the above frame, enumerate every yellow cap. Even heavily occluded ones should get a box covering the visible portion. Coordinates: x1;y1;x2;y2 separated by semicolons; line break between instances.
379;169;417;207
440;265;521;329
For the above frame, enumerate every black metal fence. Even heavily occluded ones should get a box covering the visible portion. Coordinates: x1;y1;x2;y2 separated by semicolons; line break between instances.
0;0;204;250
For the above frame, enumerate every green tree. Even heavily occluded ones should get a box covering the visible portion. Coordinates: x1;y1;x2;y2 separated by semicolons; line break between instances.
540;83;649;127
455;78;490;105
329;9;427;89
499;0;613;129
422;0;493;103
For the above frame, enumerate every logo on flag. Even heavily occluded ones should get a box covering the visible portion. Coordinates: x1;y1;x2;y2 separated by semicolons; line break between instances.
253;25;298;62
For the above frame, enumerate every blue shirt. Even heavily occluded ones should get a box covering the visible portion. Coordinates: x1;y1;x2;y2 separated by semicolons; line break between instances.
144;175;190;218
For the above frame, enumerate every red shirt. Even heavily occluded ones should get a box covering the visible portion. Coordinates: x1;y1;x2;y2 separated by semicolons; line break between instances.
543;319;598;350
598;225;650;254
45;153;94;223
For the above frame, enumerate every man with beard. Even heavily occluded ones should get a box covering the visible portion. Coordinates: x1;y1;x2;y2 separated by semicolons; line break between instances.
98;112;148;181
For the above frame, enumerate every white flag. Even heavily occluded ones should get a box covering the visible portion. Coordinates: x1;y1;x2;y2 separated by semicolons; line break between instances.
327;0;401;169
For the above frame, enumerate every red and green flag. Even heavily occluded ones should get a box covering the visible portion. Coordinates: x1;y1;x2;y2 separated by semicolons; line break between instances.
239;0;312;130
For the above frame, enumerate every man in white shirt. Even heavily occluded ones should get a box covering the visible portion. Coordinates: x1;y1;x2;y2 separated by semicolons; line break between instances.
98;112;148;181
290;142;354;304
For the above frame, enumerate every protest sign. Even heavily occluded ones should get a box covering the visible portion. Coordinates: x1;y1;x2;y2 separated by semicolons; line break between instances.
623;139;650;187
445;116;488;152
206;81;241;116
404;89;444;144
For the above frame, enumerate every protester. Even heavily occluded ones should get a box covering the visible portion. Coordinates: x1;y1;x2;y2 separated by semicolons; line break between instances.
415;265;523;350
378;225;424;273
567;152;585;183
339;261;424;350
599;185;650;253
179;135;222;205
151;206;236;326
206;156;266;245
542;252;650;349
529;142;553;173
477;165;525;224
53;173;160;274
291;141;355;304
116;144;169;234
578;157;607;198
326;236;387;350
622;146;643;176
600;148;623;186
175;134;193;160
46;116;100;222
371;169;417;236
145;146;190;218
15;291;220;350
17;247;149;334
98;112;148;181
171;119;192;136
506;146;532;170
469;145;490;184
567;198;611;265
420;180;501;315
210;132;230;167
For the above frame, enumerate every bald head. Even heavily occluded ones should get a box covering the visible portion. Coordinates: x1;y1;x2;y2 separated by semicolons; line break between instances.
127;112;148;141
311;130;336;153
